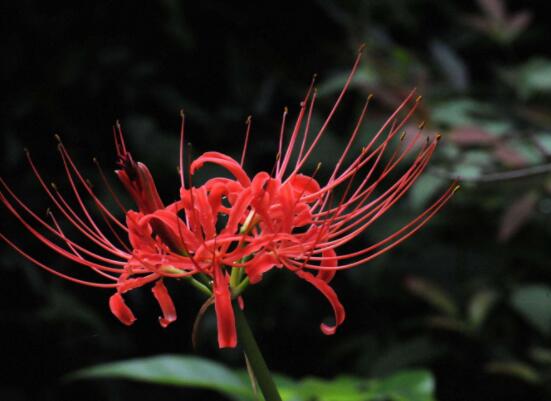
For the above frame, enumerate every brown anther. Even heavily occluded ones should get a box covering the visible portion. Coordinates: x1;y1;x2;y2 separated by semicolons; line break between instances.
416;95;423;102
367;93;374;101
400;131;407;141
436;133;442;141
54;134;61;142
418;121;425;129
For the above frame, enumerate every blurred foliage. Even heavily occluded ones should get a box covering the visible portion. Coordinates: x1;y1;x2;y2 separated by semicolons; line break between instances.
70;354;436;401
2;1;551;401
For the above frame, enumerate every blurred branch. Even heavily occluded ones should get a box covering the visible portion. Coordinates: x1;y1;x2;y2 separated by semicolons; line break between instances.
431;163;551;183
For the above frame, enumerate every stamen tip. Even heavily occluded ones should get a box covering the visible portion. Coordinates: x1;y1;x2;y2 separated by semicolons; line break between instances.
23;147;29;154
418;121;425;129
453;184;461;193
54;134;61;143
245;115;252;124
358;43;366;54
415;95;423;103
180;109;185;118
50;182;58;190
367;93;374;101
283;106;288;114
435;133;442;141
115;119;121;128
400;131;407;141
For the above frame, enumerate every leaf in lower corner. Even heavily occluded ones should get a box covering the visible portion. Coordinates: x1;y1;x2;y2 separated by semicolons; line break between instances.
67;354;253;399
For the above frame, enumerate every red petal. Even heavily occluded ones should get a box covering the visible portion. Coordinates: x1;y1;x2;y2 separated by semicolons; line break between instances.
316;249;337;283
296;269;345;335
213;265;237;348
190;152;251;187
246;252;277;284
109;292;136;326
151;280;177;328
289;174;321;196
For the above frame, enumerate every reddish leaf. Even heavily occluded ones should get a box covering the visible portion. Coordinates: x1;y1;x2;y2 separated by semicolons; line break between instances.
498;192;538;242
449;126;497;146
494;143;528;167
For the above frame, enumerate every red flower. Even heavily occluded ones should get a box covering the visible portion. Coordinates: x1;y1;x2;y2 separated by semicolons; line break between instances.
0;49;456;348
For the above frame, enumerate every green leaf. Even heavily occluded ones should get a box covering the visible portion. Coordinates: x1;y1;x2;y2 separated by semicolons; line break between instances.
317;67;377;97
405;276;458;317
370;370;435;401
431;99;491;127
290;370;436;401
68;354;437;401
485;361;540;383
409;174;448;209
369;337;446;376
68;355;253;399
468;289;499;329
529;347;551;365
511;285;551;335
501;58;551;99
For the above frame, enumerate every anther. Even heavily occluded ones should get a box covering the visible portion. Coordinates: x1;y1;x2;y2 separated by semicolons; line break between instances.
180;109;185;118
415;95;423;103
50;182;58;190
418;121;425;129
358;43;366;54
400;132;407;141
54;134;61;142
453;185;461;193
367;93;374;101
435;133;442;141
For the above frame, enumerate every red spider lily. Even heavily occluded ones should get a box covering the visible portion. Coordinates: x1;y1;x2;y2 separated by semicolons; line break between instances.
0;48;457;348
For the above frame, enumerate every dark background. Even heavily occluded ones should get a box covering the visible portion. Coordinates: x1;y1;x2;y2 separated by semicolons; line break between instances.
2;1;551;400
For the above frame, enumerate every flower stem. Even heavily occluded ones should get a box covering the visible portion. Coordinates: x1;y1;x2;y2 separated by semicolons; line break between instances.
234;306;282;401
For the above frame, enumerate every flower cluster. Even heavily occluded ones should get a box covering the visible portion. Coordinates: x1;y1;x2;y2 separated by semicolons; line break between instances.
0;50;456;348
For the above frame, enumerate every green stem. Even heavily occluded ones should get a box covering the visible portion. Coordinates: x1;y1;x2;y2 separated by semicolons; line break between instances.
185;276;212;297
232;276;250;298
235;306;282;401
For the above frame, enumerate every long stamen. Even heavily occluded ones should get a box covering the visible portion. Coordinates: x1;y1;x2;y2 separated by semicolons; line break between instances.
240;115;252;166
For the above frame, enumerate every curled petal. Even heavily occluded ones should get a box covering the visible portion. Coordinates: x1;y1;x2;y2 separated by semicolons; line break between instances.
109;292;136;326
295;269;345;335
151;280;177;328
288;174;321;197
190;152;251;187
316;249;337;283
213;265;237;348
